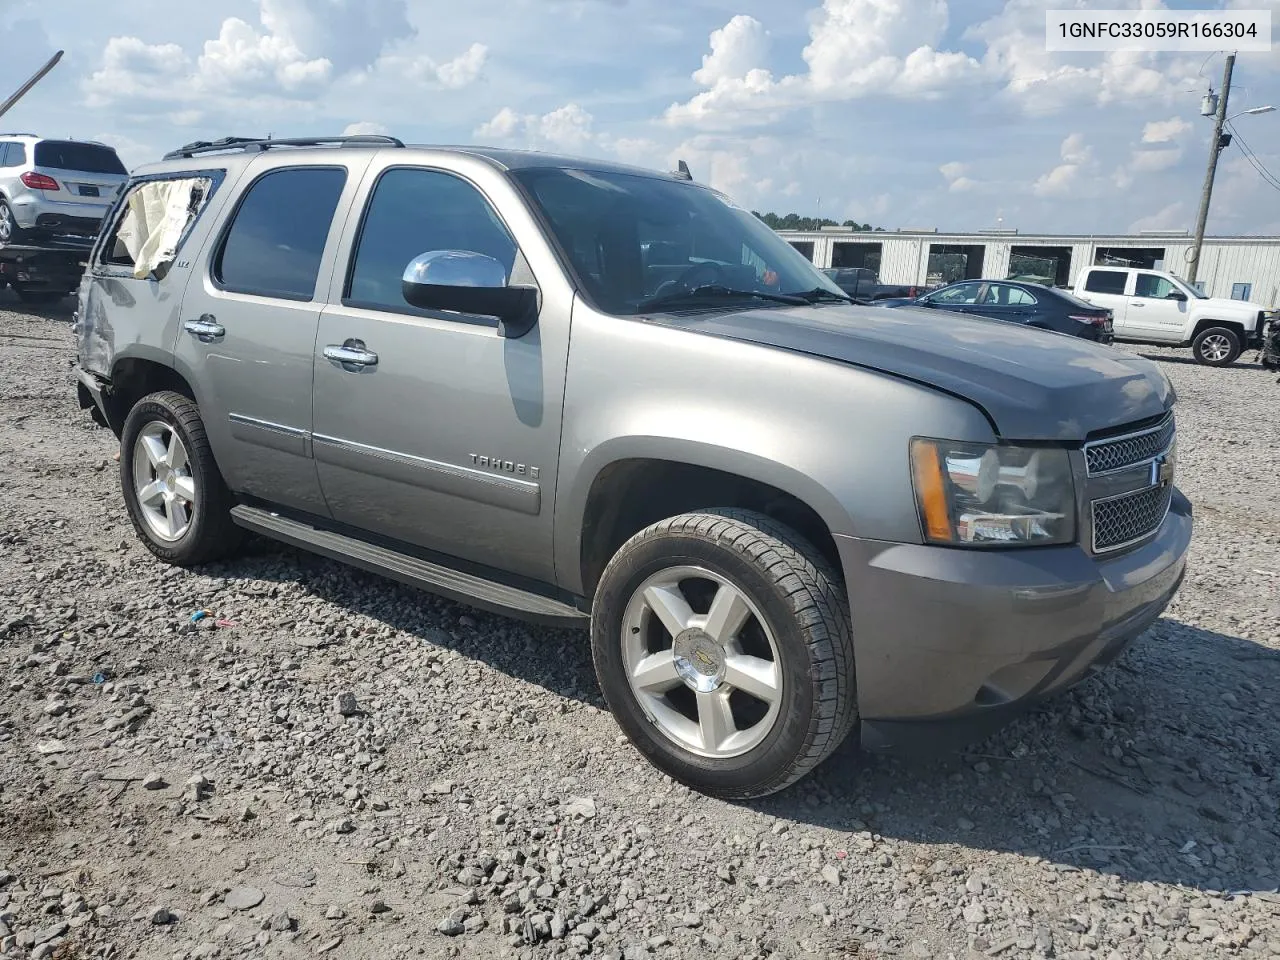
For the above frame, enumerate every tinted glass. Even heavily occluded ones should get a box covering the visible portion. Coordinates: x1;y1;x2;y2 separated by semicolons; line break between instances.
347;168;517;311
34;141;126;175
216;167;346;300
1134;273;1175;298
1084;270;1127;294
511;167;842;315
982;284;1036;306
928;282;982;305
0;143;11;167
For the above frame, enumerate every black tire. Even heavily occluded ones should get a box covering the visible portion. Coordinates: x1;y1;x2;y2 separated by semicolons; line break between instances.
119;390;244;566
1192;326;1241;366
0;197;25;244
590;508;857;800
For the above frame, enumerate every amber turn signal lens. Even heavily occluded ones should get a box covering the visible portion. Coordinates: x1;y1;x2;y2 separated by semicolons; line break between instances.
910;439;954;542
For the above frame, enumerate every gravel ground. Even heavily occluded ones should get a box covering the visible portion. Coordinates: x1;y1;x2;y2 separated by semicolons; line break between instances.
1;292;1278;960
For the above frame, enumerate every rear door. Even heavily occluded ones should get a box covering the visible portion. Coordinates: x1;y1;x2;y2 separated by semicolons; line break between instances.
1079;268;1131;331
974;282;1040;326
173;152;375;516
1128;272;1188;341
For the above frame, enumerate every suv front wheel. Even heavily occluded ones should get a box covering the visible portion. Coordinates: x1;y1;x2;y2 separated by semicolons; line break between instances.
119;390;244;566
591;509;857;799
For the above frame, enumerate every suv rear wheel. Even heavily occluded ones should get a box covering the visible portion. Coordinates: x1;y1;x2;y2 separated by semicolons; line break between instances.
0;198;26;244
1192;326;1242;366
119;390;244;566
591;509;857;799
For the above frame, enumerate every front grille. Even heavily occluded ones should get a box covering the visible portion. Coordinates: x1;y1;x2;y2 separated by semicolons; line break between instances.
1085;414;1175;475
1092;483;1173;552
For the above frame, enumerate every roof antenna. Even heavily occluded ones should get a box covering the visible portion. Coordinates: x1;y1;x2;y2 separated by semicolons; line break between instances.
672;160;692;181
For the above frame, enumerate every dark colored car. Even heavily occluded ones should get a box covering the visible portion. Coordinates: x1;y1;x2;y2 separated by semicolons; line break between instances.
876;278;1114;342
821;266;933;303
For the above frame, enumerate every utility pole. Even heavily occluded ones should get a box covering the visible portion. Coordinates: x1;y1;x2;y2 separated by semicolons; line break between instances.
1188;52;1234;286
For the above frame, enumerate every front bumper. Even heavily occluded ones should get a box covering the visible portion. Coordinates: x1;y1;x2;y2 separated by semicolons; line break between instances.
837;487;1192;753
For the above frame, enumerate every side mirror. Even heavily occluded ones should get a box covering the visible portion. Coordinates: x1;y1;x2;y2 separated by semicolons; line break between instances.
1166;290;1187;301
401;250;538;338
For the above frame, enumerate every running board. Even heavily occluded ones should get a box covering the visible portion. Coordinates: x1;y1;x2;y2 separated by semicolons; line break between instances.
229;505;589;629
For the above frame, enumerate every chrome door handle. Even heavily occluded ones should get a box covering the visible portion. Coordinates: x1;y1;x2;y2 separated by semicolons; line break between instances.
324;340;378;370
184;315;225;342
1130;301;1145;307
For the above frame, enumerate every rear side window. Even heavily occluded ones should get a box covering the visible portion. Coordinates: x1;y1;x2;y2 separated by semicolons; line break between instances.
34;141;126;175
0;143;11;167
215;167;347;301
1084;270;1127;294
0;142;25;167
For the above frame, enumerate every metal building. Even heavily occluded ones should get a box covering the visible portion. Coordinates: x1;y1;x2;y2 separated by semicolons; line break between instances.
777;227;1280;304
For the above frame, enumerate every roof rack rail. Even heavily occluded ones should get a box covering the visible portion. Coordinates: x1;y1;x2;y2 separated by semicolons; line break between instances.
162;134;405;160
0;132;36;138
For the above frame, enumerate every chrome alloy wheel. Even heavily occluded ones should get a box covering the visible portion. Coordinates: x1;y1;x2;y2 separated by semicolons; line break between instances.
131;421;197;542
0;204;14;242
621;566;782;759
1199;333;1233;362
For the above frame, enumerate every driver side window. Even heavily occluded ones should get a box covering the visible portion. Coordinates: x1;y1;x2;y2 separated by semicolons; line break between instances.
345;167;518;314
1134;274;1174;299
928;282;982;305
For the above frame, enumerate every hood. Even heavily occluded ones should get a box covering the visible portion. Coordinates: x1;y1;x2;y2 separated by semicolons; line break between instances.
1199;296;1262;318
647;303;1173;442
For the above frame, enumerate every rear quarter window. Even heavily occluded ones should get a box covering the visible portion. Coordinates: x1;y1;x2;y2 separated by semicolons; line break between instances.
34;141;127;175
1084;270;1127;295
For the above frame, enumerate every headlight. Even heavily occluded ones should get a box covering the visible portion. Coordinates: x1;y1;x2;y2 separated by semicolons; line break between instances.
909;438;1076;547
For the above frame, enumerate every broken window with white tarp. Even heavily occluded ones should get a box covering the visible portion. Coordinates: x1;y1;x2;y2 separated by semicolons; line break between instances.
109;177;213;279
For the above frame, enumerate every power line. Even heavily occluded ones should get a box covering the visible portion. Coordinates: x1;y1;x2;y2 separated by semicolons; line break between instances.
1225;121;1280;193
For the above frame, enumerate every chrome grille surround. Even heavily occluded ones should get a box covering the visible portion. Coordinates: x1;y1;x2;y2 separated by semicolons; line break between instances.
1083;413;1176;554
1084;413;1175;476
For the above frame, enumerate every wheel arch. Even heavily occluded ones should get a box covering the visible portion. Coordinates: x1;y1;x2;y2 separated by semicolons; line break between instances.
563;439;853;600
102;355;196;436
1191;317;1245;341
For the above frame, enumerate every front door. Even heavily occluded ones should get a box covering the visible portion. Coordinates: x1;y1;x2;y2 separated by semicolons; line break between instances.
310;161;571;583
920;280;985;314
174;155;372;515
1127;271;1189;341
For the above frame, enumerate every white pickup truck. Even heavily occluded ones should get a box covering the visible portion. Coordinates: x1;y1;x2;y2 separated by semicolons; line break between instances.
1073;265;1268;366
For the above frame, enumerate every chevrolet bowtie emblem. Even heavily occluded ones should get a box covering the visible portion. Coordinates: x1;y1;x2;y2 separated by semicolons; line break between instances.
1150;453;1173;486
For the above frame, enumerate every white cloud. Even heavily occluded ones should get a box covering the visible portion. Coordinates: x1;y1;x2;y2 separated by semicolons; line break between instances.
1129;202;1187;233
939;161;976;192
81;0;481;118
474;103;595;150
1060;132;1091;166
693;15;769;86
665;0;982;128
1143;117;1193;144
1033;163;1080;197
1130;148;1182;172
343;121;390;136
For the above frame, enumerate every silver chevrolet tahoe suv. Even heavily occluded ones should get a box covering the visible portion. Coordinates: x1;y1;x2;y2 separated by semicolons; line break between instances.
72;135;1192;799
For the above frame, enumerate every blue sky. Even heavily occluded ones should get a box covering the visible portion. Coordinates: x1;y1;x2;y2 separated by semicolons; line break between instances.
2;0;1278;233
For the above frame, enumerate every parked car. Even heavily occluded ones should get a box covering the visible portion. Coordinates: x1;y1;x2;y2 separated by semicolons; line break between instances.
0;135;128;245
821;266;932;302
1072;265;1267;366
72;136;1190;799
875;278;1114;342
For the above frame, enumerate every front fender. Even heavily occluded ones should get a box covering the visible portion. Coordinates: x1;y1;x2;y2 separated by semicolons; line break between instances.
552;306;997;595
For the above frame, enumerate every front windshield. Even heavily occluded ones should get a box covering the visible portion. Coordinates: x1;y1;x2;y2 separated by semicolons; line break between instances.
1168;274;1206;298
509;167;845;315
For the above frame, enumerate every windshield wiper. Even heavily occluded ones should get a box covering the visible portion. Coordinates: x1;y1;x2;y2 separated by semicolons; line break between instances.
636;284;809;313
792;287;855;304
